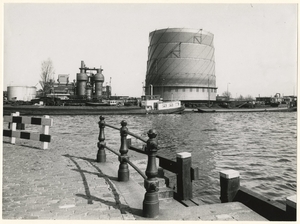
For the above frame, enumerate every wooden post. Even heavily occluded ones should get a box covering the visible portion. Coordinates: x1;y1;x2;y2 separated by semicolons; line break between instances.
97;116;106;162
286;195;296;221
118;120;129;182
220;169;240;203
9;112;19;144
42;115;50;149
176;152;192;201
143;129;159;218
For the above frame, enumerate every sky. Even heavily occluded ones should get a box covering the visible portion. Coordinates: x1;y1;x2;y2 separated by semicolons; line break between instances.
3;3;298;98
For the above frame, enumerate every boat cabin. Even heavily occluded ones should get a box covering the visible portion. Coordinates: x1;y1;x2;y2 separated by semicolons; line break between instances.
141;95;182;111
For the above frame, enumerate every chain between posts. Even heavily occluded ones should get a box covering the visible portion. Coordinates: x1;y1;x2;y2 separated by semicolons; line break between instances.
96;116;160;218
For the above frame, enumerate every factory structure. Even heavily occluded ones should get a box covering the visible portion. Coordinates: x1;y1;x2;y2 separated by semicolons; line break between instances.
6;28;218;104
76;61;111;99
5;60;113;104
42;61;113;104
145;28;217;103
73;61;111;99
5;28;295;107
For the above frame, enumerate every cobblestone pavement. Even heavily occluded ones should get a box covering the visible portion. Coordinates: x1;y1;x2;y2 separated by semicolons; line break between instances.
2;128;268;221
2;136;136;220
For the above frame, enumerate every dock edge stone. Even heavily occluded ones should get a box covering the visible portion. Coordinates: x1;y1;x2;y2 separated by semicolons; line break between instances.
176;152;191;158
220;170;239;179
286;194;297;221
286;195;297;209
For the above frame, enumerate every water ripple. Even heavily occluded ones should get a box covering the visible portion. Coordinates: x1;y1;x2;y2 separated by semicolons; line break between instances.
45;112;297;204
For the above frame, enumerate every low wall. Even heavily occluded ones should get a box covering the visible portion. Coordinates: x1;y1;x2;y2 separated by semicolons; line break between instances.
220;170;296;221
234;186;286;221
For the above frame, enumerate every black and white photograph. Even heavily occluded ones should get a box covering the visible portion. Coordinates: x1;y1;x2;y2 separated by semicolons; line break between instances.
2;2;297;221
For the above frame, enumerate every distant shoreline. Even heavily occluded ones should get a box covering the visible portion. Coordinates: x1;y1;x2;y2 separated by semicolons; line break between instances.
3;105;186;116
3;105;147;116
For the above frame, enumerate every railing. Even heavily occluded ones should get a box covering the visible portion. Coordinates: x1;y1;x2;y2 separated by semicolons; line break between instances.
129;142;200;206
95;116;199;218
96;116;160;218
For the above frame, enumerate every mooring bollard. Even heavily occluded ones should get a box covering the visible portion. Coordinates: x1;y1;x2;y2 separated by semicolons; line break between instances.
97;116;106;162
143;129;159;218
118;120;129;182
220;169;240;203
286;195;297;221
176;152;193;201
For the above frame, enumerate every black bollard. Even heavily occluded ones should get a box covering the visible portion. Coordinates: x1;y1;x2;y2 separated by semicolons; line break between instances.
96;116;106;162
176;152;193;201
220;170;240;203
118;120;129;182
143;129;159;218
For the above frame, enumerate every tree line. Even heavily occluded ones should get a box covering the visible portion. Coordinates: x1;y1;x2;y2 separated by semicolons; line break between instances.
222;91;254;101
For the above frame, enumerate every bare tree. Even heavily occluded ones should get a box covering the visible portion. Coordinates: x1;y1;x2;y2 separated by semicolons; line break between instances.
244;95;254;101
222;91;231;100
237;95;244;101
40;58;55;95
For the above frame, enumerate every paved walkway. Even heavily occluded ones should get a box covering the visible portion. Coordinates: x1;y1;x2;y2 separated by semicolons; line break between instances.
3;135;138;220
2;135;268;221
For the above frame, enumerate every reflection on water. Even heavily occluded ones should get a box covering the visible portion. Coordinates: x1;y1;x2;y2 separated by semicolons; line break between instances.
48;112;296;204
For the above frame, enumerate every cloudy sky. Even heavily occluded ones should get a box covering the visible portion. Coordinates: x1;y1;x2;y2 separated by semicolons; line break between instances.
3;3;297;98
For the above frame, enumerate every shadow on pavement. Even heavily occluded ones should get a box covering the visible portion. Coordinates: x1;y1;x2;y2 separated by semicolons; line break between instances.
62;154;143;217
76;193;143;217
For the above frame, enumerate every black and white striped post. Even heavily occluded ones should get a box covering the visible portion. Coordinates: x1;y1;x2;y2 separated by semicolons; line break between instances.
118;120;129;182
42;115;50;149
9;112;19;144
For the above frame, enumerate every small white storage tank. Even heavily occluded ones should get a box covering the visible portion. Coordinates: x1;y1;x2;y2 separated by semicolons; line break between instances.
7;86;37;101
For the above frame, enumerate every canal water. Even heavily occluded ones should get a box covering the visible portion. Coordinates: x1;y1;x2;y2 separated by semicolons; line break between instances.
30;111;298;205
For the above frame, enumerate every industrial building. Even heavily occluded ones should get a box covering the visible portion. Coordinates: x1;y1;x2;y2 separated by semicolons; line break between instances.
5;61;112;104
48;61;112;100
76;61;105;99
145;28;217;103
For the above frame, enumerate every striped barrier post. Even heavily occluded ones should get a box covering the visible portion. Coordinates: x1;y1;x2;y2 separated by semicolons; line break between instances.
9;112;19;144
3;112;53;149
8;112;25;131
42;115;51;149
